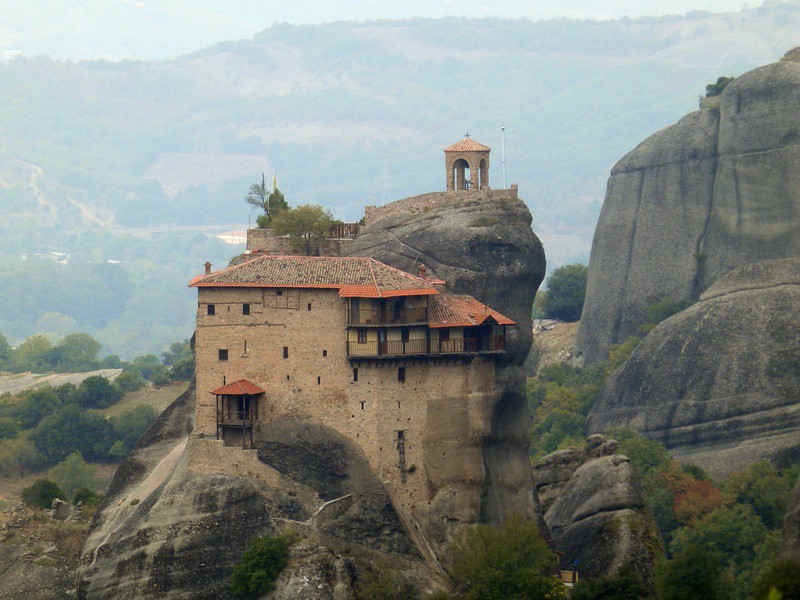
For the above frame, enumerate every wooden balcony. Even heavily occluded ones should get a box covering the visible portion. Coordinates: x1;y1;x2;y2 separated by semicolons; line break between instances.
347;306;428;326
347;335;506;358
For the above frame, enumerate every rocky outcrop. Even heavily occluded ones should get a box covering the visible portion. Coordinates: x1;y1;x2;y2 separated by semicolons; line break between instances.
576;57;800;365
588;258;800;477
347;193;546;535
77;384;429;599
532;436;660;588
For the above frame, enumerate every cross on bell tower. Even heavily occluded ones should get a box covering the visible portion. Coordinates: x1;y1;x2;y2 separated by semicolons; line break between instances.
444;135;491;191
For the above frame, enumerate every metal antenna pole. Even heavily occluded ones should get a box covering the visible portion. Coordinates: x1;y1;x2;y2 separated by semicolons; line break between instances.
501;123;506;189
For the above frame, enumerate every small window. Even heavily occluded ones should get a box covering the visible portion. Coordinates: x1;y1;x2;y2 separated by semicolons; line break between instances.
353;368;359;382
276;290;283;296
357;329;367;344
218;349;228;361
322;350;327;357
222;376;226;385
243;340;247;354
283;346;289;359
317;376;321;385
243;303;250;315
398;367;406;383
307;303;312;311
207;304;215;316
401;328;409;343
360;401;365;410
397;430;405;440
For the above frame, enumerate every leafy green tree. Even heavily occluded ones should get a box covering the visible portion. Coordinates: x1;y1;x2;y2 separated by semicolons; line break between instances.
47;332;102;372
113;369;146;394
149;365;171;387
542;264;588;322
0;416;20;440
230;532;298;598
752;560;800;600
607;429;671;479
723;461;799;530
245;175;288;226
705;76;735;97
0;332;12;369
11;333;53;372
449;515;564;600
110;405;157;450
21;478;65;509
656;545;733;600
73;486;104;507
161;340;192;366
31;405;115;462
128;354;162;380
47;451;98;498
14;386;61;429
0;435;45;477
271;204;334;256
669;504;768;574
169;356;194;381
76;375;122;408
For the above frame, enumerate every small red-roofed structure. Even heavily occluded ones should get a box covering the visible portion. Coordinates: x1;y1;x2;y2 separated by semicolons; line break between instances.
445;135;491;191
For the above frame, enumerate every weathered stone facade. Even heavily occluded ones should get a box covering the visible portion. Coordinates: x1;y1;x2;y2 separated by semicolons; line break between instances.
193;278;511;535
246;227;354;257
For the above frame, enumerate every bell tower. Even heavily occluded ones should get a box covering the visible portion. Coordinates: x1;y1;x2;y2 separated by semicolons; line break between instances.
445;134;491;191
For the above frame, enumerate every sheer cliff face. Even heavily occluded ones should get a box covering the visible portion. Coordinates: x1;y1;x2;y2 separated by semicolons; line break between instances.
576;59;800;365
587;259;800;478
347;194;546;539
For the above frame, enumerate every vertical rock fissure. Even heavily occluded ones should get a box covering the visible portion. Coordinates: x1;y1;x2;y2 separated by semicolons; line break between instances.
690;115;721;299
610;170;646;346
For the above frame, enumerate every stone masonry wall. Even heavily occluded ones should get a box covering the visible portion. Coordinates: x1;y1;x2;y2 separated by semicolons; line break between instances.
363;187;518;229
194;286;499;527
246;229;354;257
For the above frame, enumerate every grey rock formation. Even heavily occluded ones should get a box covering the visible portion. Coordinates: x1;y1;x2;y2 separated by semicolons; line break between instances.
77;384;426;599
347;193;546;534
588;258;800;477
576;58;800;365
533;436;660;587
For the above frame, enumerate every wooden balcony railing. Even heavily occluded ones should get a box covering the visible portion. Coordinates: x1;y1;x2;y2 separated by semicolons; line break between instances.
347;306;428;325
347;335;506;358
216;405;258;426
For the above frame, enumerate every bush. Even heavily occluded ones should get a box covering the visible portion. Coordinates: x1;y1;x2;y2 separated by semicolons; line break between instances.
76;375;122;408
31;405;115;463
570;564;651;600
169;356;194;381
230;532;298;598
705;76;735;97
21;478;65;509
72;486;104;507
149;366;171;388
608;337;640;371
450;515;564;600
354;560;417;600
645;298;693;326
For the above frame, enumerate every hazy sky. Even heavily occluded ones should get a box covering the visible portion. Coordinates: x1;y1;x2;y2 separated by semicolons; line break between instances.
0;0;759;60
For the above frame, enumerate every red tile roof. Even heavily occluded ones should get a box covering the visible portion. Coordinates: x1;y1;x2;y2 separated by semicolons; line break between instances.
444;138;491;152
428;294;515;328
190;255;439;299
210;379;265;395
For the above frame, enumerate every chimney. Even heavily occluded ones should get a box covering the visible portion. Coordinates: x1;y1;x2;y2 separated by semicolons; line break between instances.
204;261;212;275
418;264;427;279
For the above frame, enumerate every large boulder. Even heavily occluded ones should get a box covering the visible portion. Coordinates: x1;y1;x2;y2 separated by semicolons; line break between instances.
532;436;660;589
576;57;800;365
587;258;800;477
348;191;546;534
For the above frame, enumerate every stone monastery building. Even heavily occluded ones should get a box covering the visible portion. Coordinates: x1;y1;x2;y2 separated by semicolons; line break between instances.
190;253;514;504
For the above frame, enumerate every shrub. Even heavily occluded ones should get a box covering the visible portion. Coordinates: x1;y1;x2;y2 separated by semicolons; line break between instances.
21;478;65;509
354;560;417;600
656;544;733;600
76;375;122;408
608;337;640;371
645;298;693;326
72;486;104;507
570;564;651;600
705;76;735;97
230;532;298;598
